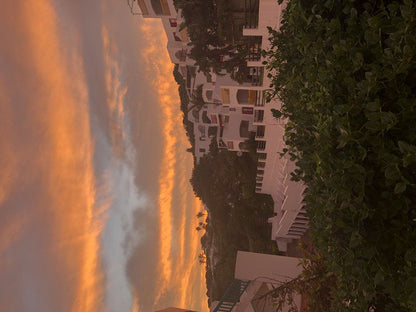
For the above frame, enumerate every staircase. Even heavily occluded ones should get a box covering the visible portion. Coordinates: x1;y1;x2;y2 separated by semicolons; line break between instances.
212;279;250;312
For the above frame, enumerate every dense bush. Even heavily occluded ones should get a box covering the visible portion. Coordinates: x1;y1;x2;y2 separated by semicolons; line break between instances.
265;0;416;310
174;0;256;80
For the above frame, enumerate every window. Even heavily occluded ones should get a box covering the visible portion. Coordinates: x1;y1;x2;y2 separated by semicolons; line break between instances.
254;110;264;122
237;89;257;105
202;111;211;124
256;125;265;137
248;90;257;104
242;107;253;114
199;148;206;153
151;0;170;15
169;18;177;27
208;126;218;137
137;0;149;15
210;114;218;124
205;90;213;100
227;141;234;149
239;120;250;138
236;89;248;104
258;152;267;160
221;88;230;104
173;32;181;41
257;140;266;150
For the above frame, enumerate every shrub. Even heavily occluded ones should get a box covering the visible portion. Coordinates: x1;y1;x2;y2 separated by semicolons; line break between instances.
265;0;416;310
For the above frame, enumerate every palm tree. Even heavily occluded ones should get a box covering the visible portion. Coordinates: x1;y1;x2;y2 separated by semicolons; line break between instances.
187;83;221;114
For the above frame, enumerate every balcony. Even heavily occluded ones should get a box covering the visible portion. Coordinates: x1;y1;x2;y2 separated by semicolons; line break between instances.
246;36;262;61
254;90;264;107
248;67;263;86
257;152;267;160
243;0;259;29
256;125;265;138
254;110;264;123
256;140;266;151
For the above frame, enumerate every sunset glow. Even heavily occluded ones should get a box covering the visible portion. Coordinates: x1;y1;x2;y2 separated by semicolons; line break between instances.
139;21;208;311
0;1;208;311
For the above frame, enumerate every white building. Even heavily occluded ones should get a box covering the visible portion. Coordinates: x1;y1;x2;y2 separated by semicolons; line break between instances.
211;251;305;312
238;0;308;252
131;0;308;251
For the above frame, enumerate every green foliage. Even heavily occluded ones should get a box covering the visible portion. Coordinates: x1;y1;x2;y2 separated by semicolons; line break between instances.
265;0;416;311
175;0;256;80
173;65;195;155
252;247;336;312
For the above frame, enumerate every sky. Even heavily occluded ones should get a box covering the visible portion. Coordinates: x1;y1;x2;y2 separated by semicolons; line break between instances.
0;0;208;311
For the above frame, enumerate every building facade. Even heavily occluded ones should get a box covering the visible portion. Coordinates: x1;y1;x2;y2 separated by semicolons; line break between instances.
131;0;308;251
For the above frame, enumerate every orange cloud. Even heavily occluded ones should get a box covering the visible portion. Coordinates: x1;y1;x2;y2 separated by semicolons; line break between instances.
131;289;140;312
138;20;208;312
140;21;178;301
0;1;106;311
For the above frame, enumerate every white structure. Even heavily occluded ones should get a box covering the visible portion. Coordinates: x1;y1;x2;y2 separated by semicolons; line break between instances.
238;0;307;251
234;251;304;312
132;0;308;251
211;251;304;312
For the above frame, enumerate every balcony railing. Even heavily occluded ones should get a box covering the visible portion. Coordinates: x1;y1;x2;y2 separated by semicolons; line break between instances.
257;152;267;160
254;110;264;123
255;90;265;106
256;125;265;138
244;0;259;29
249;67;264;86
256;140;266;151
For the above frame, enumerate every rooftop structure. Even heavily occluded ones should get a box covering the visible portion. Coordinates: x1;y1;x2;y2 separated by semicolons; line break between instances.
211;251;305;312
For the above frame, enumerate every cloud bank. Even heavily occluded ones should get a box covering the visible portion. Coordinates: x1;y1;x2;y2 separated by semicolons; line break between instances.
0;0;208;311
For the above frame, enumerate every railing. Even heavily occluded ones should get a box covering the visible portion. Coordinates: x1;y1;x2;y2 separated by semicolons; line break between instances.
256;140;266;151
247;51;261;61
255;89;264;105
254;110;264;123
244;0;259;29
256;125;265;138
212;279;250;312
